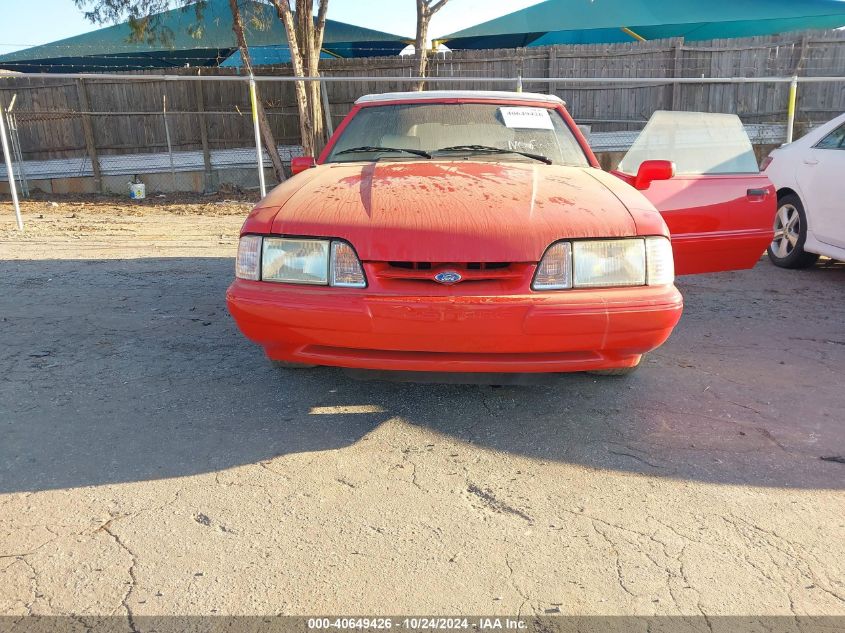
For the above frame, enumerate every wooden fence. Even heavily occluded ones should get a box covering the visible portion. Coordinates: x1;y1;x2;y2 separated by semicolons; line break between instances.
1;30;844;162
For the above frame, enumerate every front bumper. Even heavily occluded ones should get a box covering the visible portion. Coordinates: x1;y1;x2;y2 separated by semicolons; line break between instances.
226;279;683;373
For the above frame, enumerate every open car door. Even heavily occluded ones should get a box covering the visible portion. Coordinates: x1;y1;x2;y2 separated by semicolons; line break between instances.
612;111;775;275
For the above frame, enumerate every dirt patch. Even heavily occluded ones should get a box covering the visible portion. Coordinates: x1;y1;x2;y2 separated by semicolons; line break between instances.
0;193;252;259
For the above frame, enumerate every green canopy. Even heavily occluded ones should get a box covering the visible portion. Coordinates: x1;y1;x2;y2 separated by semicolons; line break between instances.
442;0;845;48
0;0;407;73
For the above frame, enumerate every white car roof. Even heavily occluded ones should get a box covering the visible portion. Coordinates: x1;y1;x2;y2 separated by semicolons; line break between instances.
355;90;565;106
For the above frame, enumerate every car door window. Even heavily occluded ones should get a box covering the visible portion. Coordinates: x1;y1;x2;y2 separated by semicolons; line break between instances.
618;111;759;175
614;111;773;276
814;123;845;150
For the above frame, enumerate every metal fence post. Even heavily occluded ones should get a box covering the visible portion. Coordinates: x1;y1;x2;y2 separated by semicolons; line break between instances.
786;75;799;144
194;79;213;194
6;95;29;198
0;100;23;231
75;79;102;193
162;94;177;191
320;79;334;138
249;75;267;199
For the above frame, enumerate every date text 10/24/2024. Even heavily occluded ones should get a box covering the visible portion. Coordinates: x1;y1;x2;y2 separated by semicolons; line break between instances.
307;618;528;630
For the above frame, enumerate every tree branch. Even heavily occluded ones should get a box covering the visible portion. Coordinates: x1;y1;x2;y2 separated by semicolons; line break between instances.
315;0;329;52
228;0;286;182
429;0;449;16
271;0;303;75
271;0;323;155
414;0;450;90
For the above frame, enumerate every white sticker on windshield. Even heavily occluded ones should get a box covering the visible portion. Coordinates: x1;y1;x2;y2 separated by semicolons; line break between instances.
500;107;554;130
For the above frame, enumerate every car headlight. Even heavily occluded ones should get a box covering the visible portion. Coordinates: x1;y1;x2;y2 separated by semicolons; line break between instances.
533;242;572;290
330;241;367;287
235;236;366;288
263;237;330;285
235;235;261;281
573;239;646;288
644;236;674;286
532;237;673;290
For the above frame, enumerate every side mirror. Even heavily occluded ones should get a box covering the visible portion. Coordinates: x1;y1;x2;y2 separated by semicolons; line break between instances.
634;160;675;190
291;156;316;176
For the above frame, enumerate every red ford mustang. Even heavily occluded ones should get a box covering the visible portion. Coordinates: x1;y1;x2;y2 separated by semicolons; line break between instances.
227;91;774;375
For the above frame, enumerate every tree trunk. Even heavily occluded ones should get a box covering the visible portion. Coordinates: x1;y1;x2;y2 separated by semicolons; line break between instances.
295;0;326;154
273;0;318;157
305;41;326;154
228;0;286;182
311;0;329;153
414;0;449;91
414;1;429;91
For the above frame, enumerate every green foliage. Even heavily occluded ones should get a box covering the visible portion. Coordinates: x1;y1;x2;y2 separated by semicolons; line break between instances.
72;0;275;45
73;0;202;44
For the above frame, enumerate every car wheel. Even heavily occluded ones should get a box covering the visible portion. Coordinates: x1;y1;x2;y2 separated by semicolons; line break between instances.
767;194;820;269
271;360;317;369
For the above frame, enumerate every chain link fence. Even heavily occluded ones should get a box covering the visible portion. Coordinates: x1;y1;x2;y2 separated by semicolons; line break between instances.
2;29;845;203
0;76;307;197
0;31;845;205
2;74;842;199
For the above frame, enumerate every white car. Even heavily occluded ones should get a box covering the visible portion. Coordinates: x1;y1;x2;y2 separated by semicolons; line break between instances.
763;113;845;267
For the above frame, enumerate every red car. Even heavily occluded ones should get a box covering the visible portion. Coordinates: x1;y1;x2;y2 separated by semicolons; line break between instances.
227;92;774;375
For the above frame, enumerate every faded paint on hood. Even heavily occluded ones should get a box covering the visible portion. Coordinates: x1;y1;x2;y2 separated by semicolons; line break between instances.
260;160;641;262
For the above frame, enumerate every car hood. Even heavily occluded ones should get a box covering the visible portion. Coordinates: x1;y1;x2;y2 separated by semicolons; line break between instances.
261;160;641;262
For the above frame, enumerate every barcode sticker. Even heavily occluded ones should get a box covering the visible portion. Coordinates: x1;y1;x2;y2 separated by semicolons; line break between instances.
500;107;554;130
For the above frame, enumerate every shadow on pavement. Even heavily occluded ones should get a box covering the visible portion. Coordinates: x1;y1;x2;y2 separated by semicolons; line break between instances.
1;257;843;493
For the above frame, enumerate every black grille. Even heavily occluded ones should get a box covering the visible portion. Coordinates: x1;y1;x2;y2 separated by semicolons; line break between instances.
387;262;510;270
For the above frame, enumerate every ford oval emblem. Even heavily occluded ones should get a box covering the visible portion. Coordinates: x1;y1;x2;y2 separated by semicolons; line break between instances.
434;271;462;285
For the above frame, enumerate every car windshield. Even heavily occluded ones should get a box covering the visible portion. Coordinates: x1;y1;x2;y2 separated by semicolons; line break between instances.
618;111;760;175
325;102;590;167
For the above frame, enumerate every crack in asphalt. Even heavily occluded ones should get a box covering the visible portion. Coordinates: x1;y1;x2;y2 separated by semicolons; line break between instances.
0;525;59;561
676;544;713;632
382;434;434;492
648;517;703;546
19;557;39;616
588;520;637;599
552;508;722;613
724;515;845;605
0;542;58;560
504;553;531;619
628;403;802;456
101;523;140;633
789;336;845;347
400;449;425;491
605;446;663;469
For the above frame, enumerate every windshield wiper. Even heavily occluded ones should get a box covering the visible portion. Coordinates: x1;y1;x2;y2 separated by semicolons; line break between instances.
335;146;431;159
434;145;552;165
